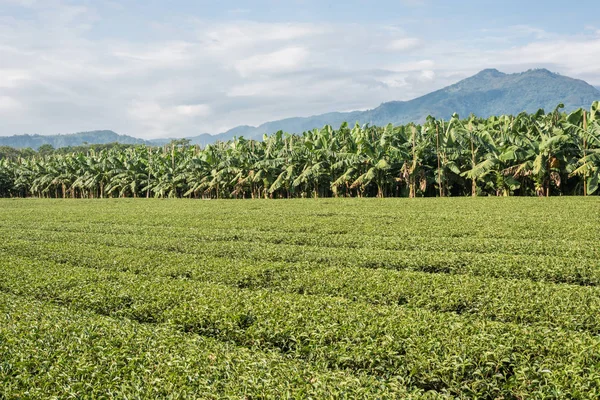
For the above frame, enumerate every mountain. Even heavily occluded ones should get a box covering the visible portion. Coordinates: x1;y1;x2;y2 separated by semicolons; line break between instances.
185;126;256;146
0;130;150;150
2;69;599;149
183;69;600;143
359;68;600;126
205;69;600;141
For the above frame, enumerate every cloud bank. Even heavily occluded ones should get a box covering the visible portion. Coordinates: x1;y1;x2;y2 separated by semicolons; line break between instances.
0;1;599;138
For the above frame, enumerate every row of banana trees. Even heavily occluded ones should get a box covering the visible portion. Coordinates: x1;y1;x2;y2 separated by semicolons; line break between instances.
1;103;599;199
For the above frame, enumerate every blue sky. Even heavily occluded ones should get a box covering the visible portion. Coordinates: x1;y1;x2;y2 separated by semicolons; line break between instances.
1;0;599;138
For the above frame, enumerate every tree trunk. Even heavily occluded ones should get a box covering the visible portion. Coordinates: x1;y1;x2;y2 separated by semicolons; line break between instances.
583;110;588;196
147;147;152;199
411;126;417;199
546;156;551;197
436;124;443;197
470;127;476;197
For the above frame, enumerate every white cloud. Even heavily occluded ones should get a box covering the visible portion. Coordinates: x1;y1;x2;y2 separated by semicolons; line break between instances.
386;37;421;51
1;2;600;139
202;22;325;52
510;25;550;39
235;47;309;77
127;101;211;138
386;59;436;72
419;70;436;81
174;104;211;117
113;41;196;68
0;96;22;111
500;37;600;75
1;0;38;7
228;81;288;97
0;69;31;88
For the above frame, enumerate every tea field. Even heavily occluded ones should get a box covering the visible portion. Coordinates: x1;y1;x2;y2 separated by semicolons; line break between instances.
1;198;600;398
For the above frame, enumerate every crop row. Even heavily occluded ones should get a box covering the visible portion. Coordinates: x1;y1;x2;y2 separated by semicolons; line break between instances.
3;238;600;333
4;227;600;286
2;254;600;398
2;198;599;241
1;220;598;259
0;292;428;399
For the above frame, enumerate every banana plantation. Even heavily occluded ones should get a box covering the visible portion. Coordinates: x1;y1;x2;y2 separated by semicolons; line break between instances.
1;103;599;199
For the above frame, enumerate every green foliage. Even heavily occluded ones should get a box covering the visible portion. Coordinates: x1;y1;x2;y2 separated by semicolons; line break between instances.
1;102;599;198
1;198;600;397
0;293;419;398
0;145;36;160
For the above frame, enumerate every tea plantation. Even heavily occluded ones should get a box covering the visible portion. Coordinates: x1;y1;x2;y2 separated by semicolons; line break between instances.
1;198;600;398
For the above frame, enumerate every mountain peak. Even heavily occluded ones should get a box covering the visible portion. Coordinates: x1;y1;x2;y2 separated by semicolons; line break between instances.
475;68;505;77
522;68;558;77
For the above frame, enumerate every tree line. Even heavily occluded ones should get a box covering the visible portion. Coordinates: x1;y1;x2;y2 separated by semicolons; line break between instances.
1;103;599;199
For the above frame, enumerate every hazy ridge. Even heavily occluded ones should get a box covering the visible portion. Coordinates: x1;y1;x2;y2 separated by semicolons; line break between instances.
2;69;599;149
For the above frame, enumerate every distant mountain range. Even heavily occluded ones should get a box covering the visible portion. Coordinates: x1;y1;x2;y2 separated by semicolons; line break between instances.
1;68;599;149
196;68;600;143
0;130;149;149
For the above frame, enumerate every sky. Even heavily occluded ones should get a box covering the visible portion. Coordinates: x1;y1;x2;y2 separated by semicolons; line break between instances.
1;0;600;139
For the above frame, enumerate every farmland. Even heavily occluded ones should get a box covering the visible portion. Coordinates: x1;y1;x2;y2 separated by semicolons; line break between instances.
1;197;600;398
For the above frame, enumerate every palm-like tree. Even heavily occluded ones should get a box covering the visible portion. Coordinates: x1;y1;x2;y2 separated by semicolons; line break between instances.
568;102;600;195
1;103;599;198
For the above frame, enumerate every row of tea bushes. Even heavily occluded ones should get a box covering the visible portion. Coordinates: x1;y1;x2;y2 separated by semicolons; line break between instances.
2;254;600;397
0;292;423;399
4;227;600;286
4;239;600;333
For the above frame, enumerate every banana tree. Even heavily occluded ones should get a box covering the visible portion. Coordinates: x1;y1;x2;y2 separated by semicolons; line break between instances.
568;101;600;195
